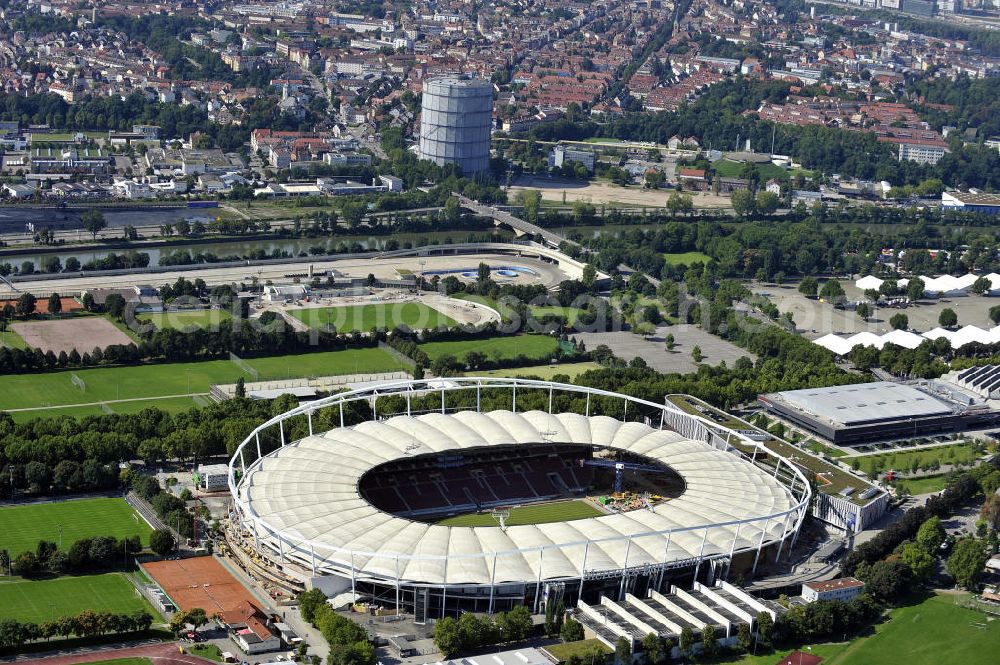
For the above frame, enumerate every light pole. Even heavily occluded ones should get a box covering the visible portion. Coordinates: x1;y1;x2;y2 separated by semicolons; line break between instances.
57;524;62;550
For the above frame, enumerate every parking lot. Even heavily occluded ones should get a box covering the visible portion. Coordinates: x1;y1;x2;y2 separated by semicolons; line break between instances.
755;282;998;338
574;324;754;374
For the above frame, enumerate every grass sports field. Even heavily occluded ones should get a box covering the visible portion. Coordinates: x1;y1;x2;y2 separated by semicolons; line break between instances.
9;396;208;423
663;251;713;266
0;573;151;623
0;347;402;412
288;303;457;331
467;362;602;380
707;592;999;665
436;499;603;527
0;498;153;556
421;335;559;362
823;592;999;665
138;309;232;331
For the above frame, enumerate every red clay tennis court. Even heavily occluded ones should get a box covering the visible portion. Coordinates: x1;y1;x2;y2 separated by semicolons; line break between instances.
144;556;258;614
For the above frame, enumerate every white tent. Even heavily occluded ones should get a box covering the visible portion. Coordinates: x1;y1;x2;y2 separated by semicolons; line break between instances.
881;329;926;349
855;275;883;291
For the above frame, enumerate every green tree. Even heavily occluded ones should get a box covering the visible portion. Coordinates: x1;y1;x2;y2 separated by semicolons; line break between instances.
678;626;694;658
755;191;780;215
939;308;958;328
517;190;542;223
819;280;845;300
641;632;662;664
498;605;532;642
798;277;818;298
947;537;989;590
15;292;36;318
731;189;755;217
614;636;631;665
898;541;934;580
47;293;62;315
560;617;585;642
691;345;702;362
890;313;909;330
856;302;871;321
916;516;945;553
736;622;752;653
298;588;327;624
700;624;718;659
971;276;991;296
866;560;910;601
149;529;175;557
755;612;773;647
81;209;107;239
907;277;925;302
433;617;462;658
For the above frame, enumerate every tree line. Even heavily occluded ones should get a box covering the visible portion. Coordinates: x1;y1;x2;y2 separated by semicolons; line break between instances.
297;589;376;665
0;609;154;652
841;462;999;580
2;533;143;579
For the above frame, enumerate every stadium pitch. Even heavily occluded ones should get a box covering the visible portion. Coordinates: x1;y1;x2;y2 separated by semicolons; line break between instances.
0;573;152;622
0;498;152;557
288;303;458;331
435;499;604;527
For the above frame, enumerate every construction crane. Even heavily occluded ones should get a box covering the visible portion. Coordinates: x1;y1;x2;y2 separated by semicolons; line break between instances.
580;458;669;493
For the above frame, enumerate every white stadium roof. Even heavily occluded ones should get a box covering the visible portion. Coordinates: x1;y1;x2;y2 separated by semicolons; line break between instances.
239;410;797;586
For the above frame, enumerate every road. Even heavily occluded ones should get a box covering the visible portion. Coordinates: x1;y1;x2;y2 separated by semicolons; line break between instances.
455;194;661;285
455;194;573;248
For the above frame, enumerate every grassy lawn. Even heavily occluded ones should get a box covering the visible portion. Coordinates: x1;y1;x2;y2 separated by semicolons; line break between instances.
663;251;713;266
0;347;402;410
421;335;559;362
188;643;224;662
847;444;979;476
0;573;152;623
138;309;233;332
544;639;612;663
712;158;789;181
9;396;209;423
582;137;623;144
436;499;603;527
466;362;602;380
891;474;951;495
0;328;28;349
827;592;1000;665
530;305;584;325
0;497;153;555
288;303;457;331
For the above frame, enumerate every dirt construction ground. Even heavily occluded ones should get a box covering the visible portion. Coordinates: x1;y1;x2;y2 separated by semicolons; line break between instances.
510;175;733;208
144;556;257;615
11;316;133;354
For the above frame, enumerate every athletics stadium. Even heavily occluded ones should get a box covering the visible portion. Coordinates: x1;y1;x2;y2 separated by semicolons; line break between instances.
227;379;809;622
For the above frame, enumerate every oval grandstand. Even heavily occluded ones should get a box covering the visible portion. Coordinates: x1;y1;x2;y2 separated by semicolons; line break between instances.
228;379;810;620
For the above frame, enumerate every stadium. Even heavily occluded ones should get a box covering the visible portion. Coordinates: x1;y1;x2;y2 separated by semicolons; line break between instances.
227;379;810;621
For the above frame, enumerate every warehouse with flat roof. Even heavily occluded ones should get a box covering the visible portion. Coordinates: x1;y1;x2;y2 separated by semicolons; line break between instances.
758;381;1000;444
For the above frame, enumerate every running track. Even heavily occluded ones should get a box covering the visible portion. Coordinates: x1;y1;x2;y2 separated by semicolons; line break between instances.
14;642;214;665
